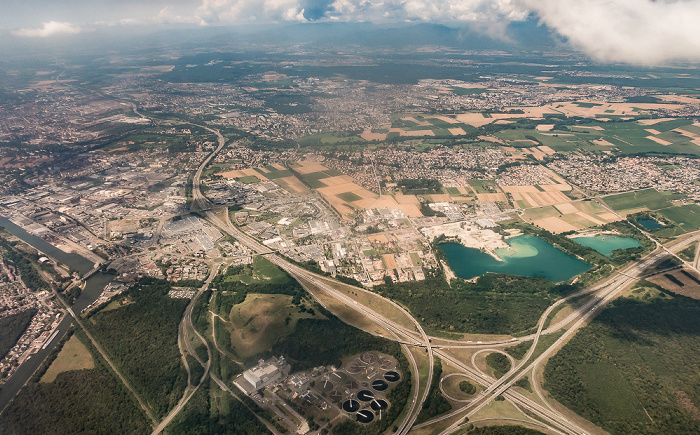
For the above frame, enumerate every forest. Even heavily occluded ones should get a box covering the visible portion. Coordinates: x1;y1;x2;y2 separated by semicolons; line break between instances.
544;285;700;434
0;331;151;434
87;278;189;418
416;358;452;424
0;309;36;361
376;274;575;334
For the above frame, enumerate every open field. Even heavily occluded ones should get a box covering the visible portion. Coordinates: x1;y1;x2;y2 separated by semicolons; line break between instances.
221;256;290;285
602;188;678;214
217;167;267;183
219;293;318;358
647;269;700;299
657;204;700;232
40;335;95;383
359;115;477;140
521;199;619;233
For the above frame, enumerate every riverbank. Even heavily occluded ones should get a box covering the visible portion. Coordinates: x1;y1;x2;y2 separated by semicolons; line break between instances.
2;213;104;268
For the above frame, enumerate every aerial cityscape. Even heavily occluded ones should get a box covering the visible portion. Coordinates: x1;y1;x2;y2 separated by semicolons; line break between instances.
0;1;699;435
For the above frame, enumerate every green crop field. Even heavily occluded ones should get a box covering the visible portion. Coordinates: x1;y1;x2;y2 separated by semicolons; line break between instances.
657;204;700;232
255;167;291;179
336;191;362;202
602;188;675;213
468;179;498;194
237;175;260;184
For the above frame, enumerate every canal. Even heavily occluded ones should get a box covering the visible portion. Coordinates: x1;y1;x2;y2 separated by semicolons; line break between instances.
0;217;114;412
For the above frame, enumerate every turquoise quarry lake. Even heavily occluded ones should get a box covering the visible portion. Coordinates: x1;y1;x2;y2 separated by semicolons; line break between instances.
572;234;641;257
439;235;591;282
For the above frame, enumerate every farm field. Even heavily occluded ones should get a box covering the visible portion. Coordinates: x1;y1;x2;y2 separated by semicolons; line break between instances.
289;161;380;218
520;199;619;234
359;114;477;141
648;269;700;300
40;335;95;383
601;188;682;214
657;204;700;233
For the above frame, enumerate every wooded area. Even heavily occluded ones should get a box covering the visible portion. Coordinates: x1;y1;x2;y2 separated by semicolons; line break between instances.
88;278;189;418
544;286;700;434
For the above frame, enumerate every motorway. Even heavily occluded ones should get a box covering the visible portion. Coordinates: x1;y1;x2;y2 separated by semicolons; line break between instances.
182;129;699;434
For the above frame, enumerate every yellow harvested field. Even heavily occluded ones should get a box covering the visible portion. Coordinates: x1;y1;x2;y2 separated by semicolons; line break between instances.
319;175;356;186
533;191;570;205
536;124;555;132
219;168;268;181
527;147;547;160
554;202;579;214
538;145;556;155
398;204;423;217
368;195;401;209
517;193;538;208
674;128;700;139
395;193;420;204
592;139;615;146
576;212;607;226
477;193;507;202
368;234;390;244
599;212;621;222
361;130;387;141
428;194;451;202
448;127;467;135
638;117;676;125
317;183;374;197
456;186;471;195
533;217;578;234
455;113;500;127
363;195;423;216
276;176;307;193
382;254;399;270
646;136;672;146
658;95;700;104
271;163;286;171
294;161;330;174
398;129;434;137
401;116;431;126
431;115;460;124
540;183;572;192
645;128;662;135
501;185;539;194
576;125;605;131
41;335;94;383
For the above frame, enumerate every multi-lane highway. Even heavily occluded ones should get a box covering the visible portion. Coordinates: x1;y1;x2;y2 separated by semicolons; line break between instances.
187;126;699;434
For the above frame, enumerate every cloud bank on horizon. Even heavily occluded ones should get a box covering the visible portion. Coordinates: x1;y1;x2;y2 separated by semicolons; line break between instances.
8;0;700;65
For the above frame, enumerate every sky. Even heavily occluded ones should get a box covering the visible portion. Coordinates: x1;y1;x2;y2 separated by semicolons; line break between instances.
3;0;700;65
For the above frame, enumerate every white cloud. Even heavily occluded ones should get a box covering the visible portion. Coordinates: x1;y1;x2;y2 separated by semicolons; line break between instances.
11;21;86;37
196;0;308;25
520;0;700;65
326;0;528;23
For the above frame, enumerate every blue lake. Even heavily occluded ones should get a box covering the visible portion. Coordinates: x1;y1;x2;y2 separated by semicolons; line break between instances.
439;235;591;282
572;234;641;257
637;218;663;231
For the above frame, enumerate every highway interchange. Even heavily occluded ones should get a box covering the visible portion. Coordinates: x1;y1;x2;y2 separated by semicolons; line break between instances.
179;128;700;434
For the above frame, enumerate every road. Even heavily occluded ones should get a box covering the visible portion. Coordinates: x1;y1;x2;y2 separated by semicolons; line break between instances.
152;262;220;434
182;125;698;434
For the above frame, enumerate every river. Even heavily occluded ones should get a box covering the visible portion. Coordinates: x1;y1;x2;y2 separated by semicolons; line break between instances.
0;216;114;412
